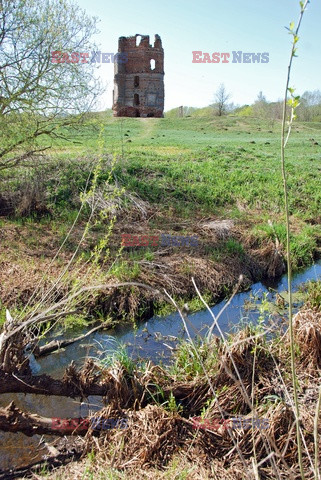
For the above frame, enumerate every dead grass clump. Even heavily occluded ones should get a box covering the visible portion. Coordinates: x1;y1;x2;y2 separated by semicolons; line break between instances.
62;359;144;409
86;404;187;470
200;218;235;241
82;400;306;479
292;308;321;369
216;327;273;390
90;253;243;322
182;255;237;295
164;379;212;414
86;183;151;221
0;173;51;218
88;285;156;323
247;239;286;278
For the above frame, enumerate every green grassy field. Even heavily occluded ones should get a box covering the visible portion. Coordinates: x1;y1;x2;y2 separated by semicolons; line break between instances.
50;113;321;264
52;114;321;218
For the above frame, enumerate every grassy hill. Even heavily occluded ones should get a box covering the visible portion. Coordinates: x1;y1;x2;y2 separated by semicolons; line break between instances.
50;113;321;257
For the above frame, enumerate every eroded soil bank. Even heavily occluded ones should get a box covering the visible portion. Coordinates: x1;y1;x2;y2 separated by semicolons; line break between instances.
0;213;296;327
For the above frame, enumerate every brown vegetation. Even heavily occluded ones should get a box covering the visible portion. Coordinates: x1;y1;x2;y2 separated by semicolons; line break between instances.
0;303;320;479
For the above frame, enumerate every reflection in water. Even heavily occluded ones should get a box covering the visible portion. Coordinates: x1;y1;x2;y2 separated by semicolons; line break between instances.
0;261;320;471
0;393;104;471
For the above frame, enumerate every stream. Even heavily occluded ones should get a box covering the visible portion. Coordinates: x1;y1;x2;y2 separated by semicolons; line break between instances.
1;261;321;472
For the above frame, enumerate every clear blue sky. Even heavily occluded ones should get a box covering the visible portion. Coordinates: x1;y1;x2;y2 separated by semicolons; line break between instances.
75;0;321;111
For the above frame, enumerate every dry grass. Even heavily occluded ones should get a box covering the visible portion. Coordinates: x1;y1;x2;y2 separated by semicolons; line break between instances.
292;308;321;369
36;306;321;480
0;213;285;324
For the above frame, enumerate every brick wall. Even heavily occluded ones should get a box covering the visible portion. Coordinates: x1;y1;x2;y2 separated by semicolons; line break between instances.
113;34;164;118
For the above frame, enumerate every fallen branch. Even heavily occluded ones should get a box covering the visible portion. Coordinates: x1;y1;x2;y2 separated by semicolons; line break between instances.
0;402;90;436
36;321;112;357
0;370;106;396
0;359;143;413
0;363;108;397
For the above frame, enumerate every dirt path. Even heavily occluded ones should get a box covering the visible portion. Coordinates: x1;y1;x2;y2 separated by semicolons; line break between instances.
138;117;159;139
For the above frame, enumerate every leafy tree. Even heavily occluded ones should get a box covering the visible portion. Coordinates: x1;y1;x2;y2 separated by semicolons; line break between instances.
0;0;102;170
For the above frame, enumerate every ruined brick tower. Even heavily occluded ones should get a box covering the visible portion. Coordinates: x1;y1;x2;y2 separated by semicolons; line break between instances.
112;34;164;118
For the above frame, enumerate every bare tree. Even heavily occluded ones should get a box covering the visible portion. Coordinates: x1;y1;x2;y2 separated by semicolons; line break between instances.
268;100;283;128
213;83;231;116
297;90;321;121
0;0;103;170
253;91;268;118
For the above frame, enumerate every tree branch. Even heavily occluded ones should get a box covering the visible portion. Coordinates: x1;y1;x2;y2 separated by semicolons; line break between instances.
36;321;112;357
0;402;89;436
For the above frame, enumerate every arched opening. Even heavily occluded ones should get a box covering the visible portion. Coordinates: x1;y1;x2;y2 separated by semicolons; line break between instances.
150;59;155;70
134;93;140;106
135;109;140;117
147;113;154;117
134;76;139;87
136;35;142;47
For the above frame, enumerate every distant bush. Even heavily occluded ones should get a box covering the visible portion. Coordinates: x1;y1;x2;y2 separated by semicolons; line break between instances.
236;105;253;116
